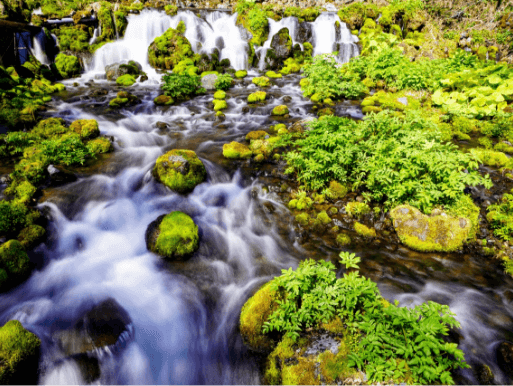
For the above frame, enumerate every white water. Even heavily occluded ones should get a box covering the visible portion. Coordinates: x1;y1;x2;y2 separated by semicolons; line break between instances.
310;13;359;62
86;9;249;81
33;35;50;66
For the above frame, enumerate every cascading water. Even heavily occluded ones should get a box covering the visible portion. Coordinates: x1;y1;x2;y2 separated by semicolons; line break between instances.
86;9;249;79
33;36;50;66
310;12;359;62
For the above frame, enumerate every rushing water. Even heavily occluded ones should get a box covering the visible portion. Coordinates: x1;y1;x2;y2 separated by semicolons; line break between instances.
3;9;513;385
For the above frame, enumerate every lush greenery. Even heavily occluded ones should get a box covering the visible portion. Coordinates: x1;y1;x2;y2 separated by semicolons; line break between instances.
161;73;205;100
279;111;491;213
261;254;468;384
214;73;234;91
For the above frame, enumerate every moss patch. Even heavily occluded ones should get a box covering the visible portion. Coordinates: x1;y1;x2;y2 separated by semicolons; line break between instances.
152;149;206;194
390;204;472;252
252;76;270;87
213;99;228;111
152;211;199;259
154;95;174;106
148;21;194;70
115;74;136;87
235;70;248;78
354;222;376;238
213;90;226;100
272;105;289;116
248;91;266;103
69;119;100;140
223;142;252;159
17;225;45;250
0;320;41;384
246;131;268;141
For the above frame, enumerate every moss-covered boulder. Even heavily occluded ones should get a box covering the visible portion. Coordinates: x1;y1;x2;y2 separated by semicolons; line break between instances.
270;27;293;61
115;74;136;87
272;105;289;116
235;70;248;79
105;61;143;81
109;91;140;108
252;76;270;87
153;95;174;106
248;91;266;103
0;240;31;289
146;211;199;259
69;119;100;140
148;21;194;70
240;281;281;353
213;90;226;100
246;130;268;141
390;204;472;252
222;142;252;159
0;320;41;384
86;137;113;155
265;70;282;79
54;53;81;79
152;149;206;194
213;99;228;111
17;225;46;250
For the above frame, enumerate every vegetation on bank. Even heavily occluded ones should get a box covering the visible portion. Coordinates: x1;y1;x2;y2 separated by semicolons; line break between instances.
240;254;469;385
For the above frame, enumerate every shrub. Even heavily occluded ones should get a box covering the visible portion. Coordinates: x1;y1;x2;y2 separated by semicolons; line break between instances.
161;73;205;100
214;73;233;91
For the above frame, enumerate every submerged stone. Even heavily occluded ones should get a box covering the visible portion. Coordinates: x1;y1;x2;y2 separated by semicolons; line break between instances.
390;204;472;252
146;211;199;259
152;149;206;194
0;320;41;384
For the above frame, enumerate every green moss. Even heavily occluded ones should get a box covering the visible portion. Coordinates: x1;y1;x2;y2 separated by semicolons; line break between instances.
214;90;226;100
116;74;136;87
164;4;178;16
310;93;322;103
272;105;289;116
222;142;252;159
54;53;81;79
328;181;348;199
153;211;199;258
240;280;280;353
213;99;228;111
295;212;309;226
336;233;351;246
0;201;27;236
390;204;472;252
265;71;282;78
471;148;510;168
318;108;335;117
254;154;265;162
109;97;129;108
246;131;268;141
0;240;30;278
53;25;90;53
148;21;194;70
235;70;248;78
282;358;319;385
354;221;376;237
173;59;198;76
152;149;206;194
5;180;36;204
477;46;488;61
252;76;270;87
248;91;266;103
315;210;331;225
0;320;41;384
249;139;273;157
362;106;383;114
201;71;219;78
86;137;113;155
154;95;174;106
69;119;99;140
345;202;371;217
17;225;45;250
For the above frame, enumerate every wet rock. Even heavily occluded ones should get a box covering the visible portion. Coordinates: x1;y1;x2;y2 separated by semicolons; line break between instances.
54;298;132;356
0;320;41;385
473;363;495;384
105;61;143;81
47;165;78;187
88;88;108;98
146;211;199;260
201;73;218;91
297;22;313;43
303;333;340;356
271;27;292;60
152;149;206;193
156;121;169;130
289;117;315;133
497;341;513;378
282;95;292;103
390;204;472;252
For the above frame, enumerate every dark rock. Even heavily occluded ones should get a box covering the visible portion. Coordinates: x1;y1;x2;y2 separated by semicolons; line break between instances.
88;88;109;98
297;22;313;44
47;165;77;187
270;27;292;60
497;341;513;378
156;121;169;130
283;95;292;103
473;363;495;385
105;61;143;81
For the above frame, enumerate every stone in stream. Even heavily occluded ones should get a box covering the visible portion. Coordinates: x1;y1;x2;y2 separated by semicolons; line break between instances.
146;211;199;260
47;164;78;187
54;298;133;356
152;149;206;194
390;204;472;252
497;341;513;379
201;74;218;91
105;61;143;81
0;320;41;384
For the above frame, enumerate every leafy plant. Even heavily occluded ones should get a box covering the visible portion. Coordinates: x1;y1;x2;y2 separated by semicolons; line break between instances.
214;73;234;91
262;255;469;385
161;73;205;100
487;191;513;240
280;111;491;213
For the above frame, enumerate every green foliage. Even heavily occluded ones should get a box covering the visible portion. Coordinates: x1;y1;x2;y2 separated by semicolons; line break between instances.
161;73;205;100
262;255;468;385
55;53;81;79
37;133;92;166
487;191;513;240
214;73;234;91
53;25;90;52
0;201;27;236
235;1;269;46
148;21;194;70
280;111;491;213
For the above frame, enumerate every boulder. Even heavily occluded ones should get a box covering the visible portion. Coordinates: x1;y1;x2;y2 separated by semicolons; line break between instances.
271;105;289;116
105;60;143;81
498;341;513;379
54;298;132;356
0;240;31;289
0;320;41;384
152;149;206;194
270;27;293;60
146;211;199;259
222;142;252;159
390;204;471;252
69;119;100;139
47;164;78;186
201;73;218;91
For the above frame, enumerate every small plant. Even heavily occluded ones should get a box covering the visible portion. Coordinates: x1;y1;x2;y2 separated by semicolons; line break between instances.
214;73;234;91
161;73;205;100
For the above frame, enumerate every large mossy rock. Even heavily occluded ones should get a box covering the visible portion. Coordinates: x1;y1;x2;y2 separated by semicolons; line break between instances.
271;28;293;60
146;211;199;259
54;53;82;79
0;240;31;289
390;204;472;252
0;320;41;384
54;298;132;356
148;21;194;70
222;141;252;159
105;61;143;81
152;149;206;194
69;119;100;140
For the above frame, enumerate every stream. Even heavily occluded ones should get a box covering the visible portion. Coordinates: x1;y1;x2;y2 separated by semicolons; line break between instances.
1;8;513;385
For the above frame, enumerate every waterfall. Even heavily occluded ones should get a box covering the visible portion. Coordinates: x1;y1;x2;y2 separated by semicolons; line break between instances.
86;9;249;79
310;13;359;63
33;29;50;65
256;16;301;70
